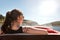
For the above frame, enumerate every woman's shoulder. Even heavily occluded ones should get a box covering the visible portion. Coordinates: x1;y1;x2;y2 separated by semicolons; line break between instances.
0;30;5;34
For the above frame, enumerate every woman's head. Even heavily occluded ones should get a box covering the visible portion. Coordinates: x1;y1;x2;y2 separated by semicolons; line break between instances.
1;9;24;33
9;9;24;25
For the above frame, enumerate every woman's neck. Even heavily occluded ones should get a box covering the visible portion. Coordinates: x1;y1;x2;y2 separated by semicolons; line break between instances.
11;24;20;30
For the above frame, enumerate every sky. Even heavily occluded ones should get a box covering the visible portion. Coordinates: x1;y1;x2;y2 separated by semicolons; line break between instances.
0;0;60;25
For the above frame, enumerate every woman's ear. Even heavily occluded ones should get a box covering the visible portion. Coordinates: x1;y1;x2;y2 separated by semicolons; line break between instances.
17;16;20;20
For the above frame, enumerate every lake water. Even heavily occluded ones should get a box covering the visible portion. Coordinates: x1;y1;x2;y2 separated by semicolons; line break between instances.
52;26;60;31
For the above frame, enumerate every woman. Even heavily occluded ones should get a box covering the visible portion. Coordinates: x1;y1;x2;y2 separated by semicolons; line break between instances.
0;9;48;35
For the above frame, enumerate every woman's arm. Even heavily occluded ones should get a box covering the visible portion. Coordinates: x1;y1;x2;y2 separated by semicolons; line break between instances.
23;27;48;35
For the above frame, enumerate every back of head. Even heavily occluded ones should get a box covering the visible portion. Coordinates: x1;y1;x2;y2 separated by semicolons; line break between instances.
10;9;23;22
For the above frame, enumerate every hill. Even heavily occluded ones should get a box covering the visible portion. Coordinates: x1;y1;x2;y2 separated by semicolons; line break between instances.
51;21;60;26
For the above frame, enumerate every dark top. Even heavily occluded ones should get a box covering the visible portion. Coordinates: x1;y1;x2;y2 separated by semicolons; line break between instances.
5;27;23;34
